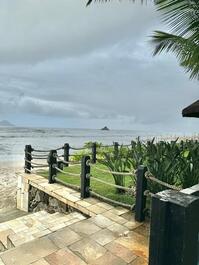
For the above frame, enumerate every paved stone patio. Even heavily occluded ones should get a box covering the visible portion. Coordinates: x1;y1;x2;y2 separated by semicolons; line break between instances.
0;173;149;264
0;211;85;250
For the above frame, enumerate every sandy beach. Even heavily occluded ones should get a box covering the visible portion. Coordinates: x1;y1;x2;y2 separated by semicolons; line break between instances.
0;161;24;210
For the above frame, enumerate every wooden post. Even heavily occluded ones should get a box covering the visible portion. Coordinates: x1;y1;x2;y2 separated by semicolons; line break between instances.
47;150;57;184
149;189;199;265
57;161;63;170
64;143;70;167
25;145;32;173
114;142;119;159
135;165;147;222
81;156;90;198
91;142;97;164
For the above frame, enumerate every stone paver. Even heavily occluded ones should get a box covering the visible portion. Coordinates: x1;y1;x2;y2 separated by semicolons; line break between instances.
133;223;150;238
0;257;5;265
0;229;15;249
69;219;101;236
88;205;107;215
103;211;127;224
115;231;149;260
90;228;116;246
105;240;137;263
107;222;129;236
90;214;114;228
90;251;127;265
1;237;58;265
69;238;107;264
5;173;149;265
31;259;50;265
108;207;129;216
0;210;86;250
48;227;81;248
45;248;86;265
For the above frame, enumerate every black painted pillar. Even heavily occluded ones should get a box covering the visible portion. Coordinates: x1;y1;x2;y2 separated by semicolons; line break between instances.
48;150;57;184
135;165;147;222
64;143;70;166
25;145;32;173
149;189;199;265
91;142;97;164
81;156;90;198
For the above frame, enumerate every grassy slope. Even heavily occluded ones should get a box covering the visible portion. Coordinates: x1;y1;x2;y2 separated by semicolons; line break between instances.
41;163;135;205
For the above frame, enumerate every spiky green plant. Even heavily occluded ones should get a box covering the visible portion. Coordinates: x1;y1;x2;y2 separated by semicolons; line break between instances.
99;145;133;193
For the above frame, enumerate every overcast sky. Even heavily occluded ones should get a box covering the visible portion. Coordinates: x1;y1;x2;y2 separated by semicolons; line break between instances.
0;0;199;133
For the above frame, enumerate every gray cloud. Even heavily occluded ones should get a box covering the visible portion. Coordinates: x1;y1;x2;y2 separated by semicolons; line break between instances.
0;0;198;132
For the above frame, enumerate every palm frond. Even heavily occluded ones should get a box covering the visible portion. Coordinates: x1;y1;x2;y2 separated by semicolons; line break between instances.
152;31;199;79
156;0;199;37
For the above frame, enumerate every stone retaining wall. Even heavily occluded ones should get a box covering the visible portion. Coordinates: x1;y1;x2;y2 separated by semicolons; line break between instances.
17;174;77;214
29;186;68;213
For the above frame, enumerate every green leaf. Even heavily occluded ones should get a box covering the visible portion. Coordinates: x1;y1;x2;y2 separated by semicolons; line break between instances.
183;150;190;158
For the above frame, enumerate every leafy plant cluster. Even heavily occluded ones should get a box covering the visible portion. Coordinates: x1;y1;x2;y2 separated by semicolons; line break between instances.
97;138;199;193
71;138;199;194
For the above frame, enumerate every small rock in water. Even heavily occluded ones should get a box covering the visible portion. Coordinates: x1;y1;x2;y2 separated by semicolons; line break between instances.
101;126;109;131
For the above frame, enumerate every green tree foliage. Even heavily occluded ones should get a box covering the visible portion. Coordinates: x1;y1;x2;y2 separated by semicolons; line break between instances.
152;0;199;79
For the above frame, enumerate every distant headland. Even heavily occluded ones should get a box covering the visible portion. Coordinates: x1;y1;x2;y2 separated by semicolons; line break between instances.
0;120;15;127
101;126;109;131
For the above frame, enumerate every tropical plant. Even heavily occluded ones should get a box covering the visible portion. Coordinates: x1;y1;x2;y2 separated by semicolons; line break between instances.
152;0;199;79
176;140;199;188
101;138;199;193
72;138;199;194
129;137;147;169
99;145;133;193
144;139;182;193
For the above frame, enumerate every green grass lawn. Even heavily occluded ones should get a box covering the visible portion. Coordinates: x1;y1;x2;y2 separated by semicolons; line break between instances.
40;162;135;205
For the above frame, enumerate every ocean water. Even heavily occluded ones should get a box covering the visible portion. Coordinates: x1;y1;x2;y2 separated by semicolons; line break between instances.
0;127;156;163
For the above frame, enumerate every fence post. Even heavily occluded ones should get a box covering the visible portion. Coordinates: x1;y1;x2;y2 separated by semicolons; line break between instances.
57;161;63;170
149;189;199;265
64;143;70;167
114;142;119;159
91;142;97;164
47;150;57;184
81;155;90;199
24;145;32;173
135;165;147;222
131;140;134;148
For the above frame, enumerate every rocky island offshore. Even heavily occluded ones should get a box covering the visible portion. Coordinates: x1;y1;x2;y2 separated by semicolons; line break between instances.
101;126;109;131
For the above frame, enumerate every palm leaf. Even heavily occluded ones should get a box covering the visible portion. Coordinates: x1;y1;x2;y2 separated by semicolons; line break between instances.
152;30;199;79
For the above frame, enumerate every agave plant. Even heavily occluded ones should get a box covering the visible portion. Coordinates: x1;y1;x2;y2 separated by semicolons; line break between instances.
144;139;182;193
176;140;199;188
74;138;199;194
99;145;133;193
129;137;148;169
